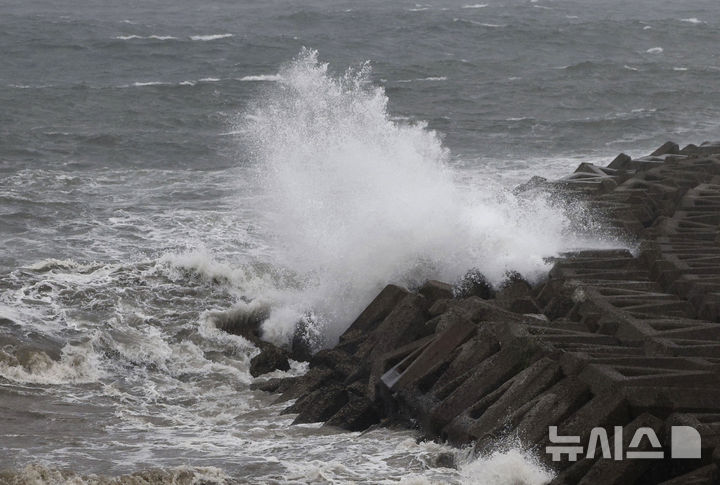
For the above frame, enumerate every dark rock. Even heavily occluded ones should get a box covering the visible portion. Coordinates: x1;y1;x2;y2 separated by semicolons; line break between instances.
364;293;431;361
250;377;292;393
343;284;409;335
454;270;495;299
209;306;268;345
543;295;575;320
430;452;456;469
576;413;665;485
513;175;548;194
507;296;541;314
656;465;718;485
325;393;380;431
450;297;526;324
651;141;680;157
608;153;632;170
428;299;450;317
250;345;290;377
495;272;532;310
309;349;359;381
290;384;348;424
419;280;454;303
679;144;699;156
279;367;336;402
291;316;317;362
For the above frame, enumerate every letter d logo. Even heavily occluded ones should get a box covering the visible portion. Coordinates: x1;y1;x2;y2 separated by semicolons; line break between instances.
671;426;701;459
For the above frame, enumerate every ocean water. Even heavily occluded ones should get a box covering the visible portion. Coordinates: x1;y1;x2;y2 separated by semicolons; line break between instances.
1;0;719;483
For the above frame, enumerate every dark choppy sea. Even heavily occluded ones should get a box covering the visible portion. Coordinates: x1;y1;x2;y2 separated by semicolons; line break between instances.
1;0;718;483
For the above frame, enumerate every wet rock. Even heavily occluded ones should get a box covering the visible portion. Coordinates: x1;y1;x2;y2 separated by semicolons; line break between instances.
309;348;359;381
291;317;316;362
495;272;532;312
250;377;292;393
607;153;632;170
428;299;450;317
430;452;456;469
325;392;380;431
507;296;541;314
454;270;495;299
419;280;454;304
513;175;548;194
543;295;575;320
343;284;409;334
249;345;290;377
651;141;680;157
289;384;348;424
278;367;337;402
365;293;431;360
210;306;268;345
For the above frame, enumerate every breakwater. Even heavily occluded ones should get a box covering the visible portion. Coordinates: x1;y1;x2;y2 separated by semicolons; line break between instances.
237;140;720;484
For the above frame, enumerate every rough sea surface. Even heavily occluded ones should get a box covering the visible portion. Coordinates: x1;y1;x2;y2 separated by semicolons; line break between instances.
1;0;719;483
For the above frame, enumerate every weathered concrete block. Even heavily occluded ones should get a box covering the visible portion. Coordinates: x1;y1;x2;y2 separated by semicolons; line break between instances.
608;153;632;170
250;345;290;377
652;141;681;157
577;413;665;485
325;393;380;431
343;284;409;335
289;384;348;424
419;280;454;304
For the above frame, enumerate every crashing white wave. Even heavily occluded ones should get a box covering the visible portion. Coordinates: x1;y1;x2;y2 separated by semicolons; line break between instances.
238;74;283;82
0;340;102;385
680;17;703;24
462;4;488;8
131;81;167;87
190;34;233;41
237;48;615;346
458;448;554;485
646;47;663;54
397;76;449;83
115;35;177;40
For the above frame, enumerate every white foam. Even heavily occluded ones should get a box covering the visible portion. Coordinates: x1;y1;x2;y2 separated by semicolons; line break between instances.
199;77;221;82
462;3;488;8
646;47;663;54
4;464;232;485
397;76;448;83
131;81;166;87
0;340;102;385
673;67;688;71
238;74;283;82
681;17;703;24
643;25;652;30
624;65;639;71
115;35;177;40
190;33;234;41
459;448;554;485
453;18;507;28
239;48;618;345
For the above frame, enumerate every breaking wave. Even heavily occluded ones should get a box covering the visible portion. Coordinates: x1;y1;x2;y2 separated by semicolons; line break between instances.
238;48;612;345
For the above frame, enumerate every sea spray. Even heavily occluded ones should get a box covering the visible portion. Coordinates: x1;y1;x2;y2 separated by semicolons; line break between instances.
239;48;610;346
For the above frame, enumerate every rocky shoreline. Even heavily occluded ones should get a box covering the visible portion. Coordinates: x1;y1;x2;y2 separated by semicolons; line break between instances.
232;140;720;484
